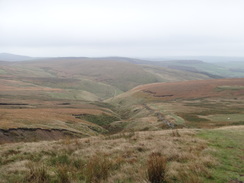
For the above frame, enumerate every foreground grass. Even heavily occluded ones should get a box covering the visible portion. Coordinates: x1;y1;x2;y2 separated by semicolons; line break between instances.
0;129;217;183
198;126;244;183
0;127;243;183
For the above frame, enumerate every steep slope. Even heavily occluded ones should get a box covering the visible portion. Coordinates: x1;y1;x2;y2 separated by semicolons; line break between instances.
0;100;120;143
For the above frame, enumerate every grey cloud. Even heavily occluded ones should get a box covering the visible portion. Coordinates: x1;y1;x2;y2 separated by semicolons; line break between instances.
0;0;244;57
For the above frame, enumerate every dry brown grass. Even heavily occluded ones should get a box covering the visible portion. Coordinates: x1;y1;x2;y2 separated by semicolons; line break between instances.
133;78;244;100
110;78;244;129
56;165;71;183
23;163;50;183
147;152;167;183
0;107;113;142
85;153;113;183
0;128;217;183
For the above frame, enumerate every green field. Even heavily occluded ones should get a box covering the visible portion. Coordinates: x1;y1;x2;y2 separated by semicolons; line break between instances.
199;127;244;182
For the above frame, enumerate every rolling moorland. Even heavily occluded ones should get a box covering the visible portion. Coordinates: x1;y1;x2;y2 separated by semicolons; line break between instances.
0;53;243;183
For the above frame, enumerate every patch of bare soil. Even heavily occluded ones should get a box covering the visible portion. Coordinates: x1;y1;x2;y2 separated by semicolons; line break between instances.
0;128;84;144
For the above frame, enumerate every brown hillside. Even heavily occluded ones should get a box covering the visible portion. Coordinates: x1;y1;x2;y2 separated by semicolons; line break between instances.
133;78;244;100
109;78;244;129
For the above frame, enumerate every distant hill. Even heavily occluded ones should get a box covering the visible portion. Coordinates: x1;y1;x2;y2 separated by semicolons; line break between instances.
131;59;244;78
99;57;244;78
0;61;10;65
0;58;214;100
146;56;244;63
2;53;244;78
0;53;35;61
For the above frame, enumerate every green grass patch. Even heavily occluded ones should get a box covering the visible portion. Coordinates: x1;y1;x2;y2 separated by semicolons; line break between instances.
0;69;6;74
178;113;210;122
169;114;185;124
202;114;244;122
48;90;98;101
74;113;120;127
230;121;244;126
49;154;70;166
198;128;244;183
217;85;244;91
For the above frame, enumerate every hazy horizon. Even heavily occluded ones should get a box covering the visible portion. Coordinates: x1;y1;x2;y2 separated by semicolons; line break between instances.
2;50;243;59
1;0;244;57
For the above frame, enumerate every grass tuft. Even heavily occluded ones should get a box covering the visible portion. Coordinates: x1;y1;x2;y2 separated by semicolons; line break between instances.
56;165;71;183
171;129;181;137
85;153;113;183
147;152;167;183
23;163;50;183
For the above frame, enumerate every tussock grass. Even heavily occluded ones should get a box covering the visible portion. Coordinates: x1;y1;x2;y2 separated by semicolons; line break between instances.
171;129;181;137
23;163;50;183
147;152;167;183
56;165;71;183
85;153;113;183
0;128;225;183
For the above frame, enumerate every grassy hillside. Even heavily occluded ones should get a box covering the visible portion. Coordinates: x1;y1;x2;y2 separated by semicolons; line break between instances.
142;65;211;82
0;58;217;142
1;58;243;141
109;78;244;130
10;59;159;92
0;77;120;142
0;57;243;183
0;58;216;101
0;126;243;183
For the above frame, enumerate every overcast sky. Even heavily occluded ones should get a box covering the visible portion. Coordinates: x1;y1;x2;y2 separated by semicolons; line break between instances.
0;0;244;57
